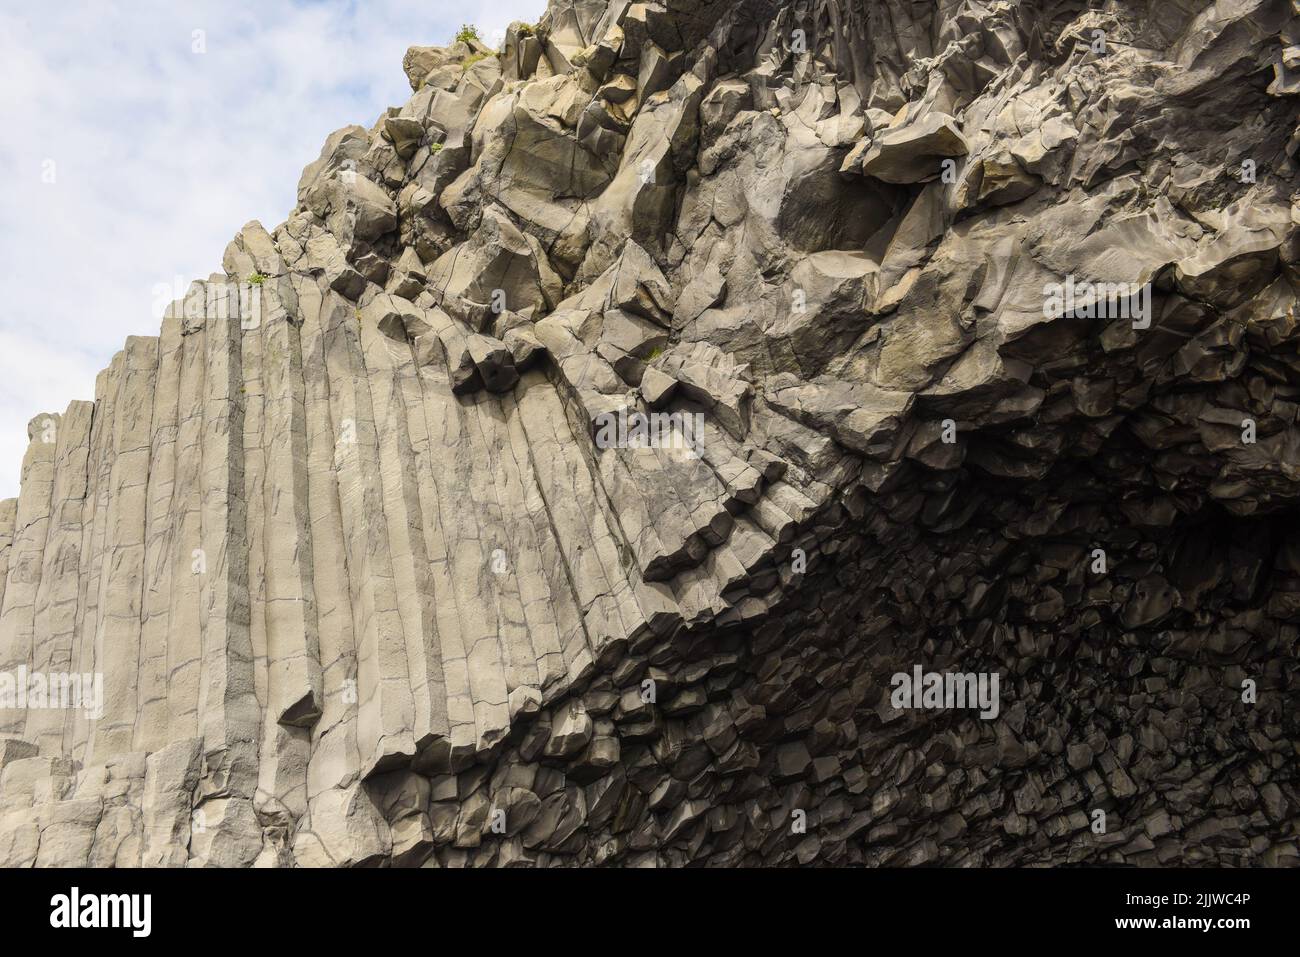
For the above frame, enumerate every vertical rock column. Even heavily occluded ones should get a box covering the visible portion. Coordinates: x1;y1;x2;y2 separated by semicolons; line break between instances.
356;297;448;765
0;498;16;625
26;401;92;755
136;318;182;753
190;294;263;867
253;278;319;859
260;281;323;728
406;318;479;771
415;328;509;757
296;277;361;799
88;336;158;759
68;359;120;766
0;414;58;736
164;306;209;743
322;292;415;777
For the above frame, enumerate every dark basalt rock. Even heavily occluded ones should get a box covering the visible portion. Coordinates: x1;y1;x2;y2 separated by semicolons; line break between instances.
0;0;1296;867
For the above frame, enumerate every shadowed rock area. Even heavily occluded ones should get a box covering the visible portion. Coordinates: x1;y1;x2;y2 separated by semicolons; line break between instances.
0;0;1297;866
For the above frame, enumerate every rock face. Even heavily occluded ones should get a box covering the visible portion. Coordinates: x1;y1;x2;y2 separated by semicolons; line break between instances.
1;0;1298;867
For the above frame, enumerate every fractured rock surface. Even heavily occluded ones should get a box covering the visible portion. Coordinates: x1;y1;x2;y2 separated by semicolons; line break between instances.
0;0;1298;866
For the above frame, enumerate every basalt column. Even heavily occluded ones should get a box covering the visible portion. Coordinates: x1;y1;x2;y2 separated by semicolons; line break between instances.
0;0;1296;867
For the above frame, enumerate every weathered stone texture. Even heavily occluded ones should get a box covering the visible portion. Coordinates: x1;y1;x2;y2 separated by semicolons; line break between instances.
0;0;1297;866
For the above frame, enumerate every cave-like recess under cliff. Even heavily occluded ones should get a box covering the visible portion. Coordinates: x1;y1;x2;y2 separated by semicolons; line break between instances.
0;0;1297;866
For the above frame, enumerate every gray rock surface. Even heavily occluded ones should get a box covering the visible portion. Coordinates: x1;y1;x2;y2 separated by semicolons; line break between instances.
0;0;1297;866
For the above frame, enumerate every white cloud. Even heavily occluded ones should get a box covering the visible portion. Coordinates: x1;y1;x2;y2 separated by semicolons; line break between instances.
0;0;547;498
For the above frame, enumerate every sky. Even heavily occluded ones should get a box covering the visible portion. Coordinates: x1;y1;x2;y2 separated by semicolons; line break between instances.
0;0;547;499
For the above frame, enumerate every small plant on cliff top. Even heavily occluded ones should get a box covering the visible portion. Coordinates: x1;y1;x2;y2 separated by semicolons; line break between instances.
455;24;480;44
246;272;268;285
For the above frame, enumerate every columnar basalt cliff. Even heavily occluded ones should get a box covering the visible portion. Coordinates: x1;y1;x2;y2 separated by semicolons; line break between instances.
0;0;1297;867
